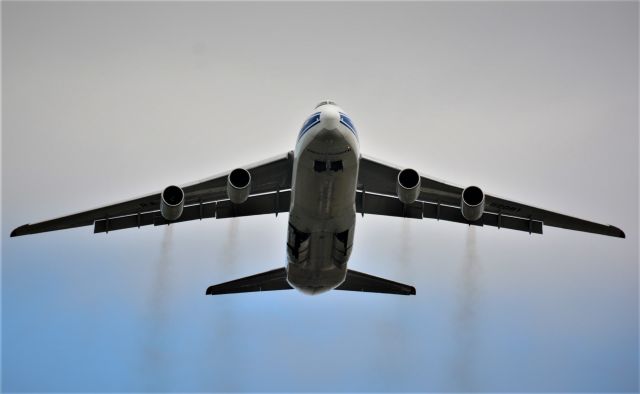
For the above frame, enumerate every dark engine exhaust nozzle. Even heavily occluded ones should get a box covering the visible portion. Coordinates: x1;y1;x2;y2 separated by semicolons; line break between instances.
461;185;485;222
227;168;252;204
160;185;185;221
396;168;421;204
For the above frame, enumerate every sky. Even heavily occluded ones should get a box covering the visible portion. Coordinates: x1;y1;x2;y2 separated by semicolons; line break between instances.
2;1;638;392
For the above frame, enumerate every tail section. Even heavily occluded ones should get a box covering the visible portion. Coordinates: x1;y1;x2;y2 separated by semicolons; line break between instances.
205;267;415;296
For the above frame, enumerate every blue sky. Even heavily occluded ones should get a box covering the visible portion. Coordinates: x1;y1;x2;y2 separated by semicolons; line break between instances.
3;2;638;392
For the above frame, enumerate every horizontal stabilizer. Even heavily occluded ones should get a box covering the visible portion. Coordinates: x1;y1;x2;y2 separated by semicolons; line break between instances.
337;269;416;295
206;268;416;296
205;267;292;295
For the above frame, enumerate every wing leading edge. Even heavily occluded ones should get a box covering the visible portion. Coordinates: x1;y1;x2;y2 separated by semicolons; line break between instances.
358;155;624;238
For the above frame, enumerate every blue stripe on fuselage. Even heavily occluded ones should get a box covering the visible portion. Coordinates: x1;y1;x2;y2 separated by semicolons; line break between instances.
339;112;358;140
297;112;321;141
297;111;359;142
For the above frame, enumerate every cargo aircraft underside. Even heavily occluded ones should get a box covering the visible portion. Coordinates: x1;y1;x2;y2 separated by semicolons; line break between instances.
11;101;625;296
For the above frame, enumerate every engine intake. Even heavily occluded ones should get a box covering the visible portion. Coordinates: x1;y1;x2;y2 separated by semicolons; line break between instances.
160;185;185;221
396;168;421;204
227;168;251;204
461;185;485;221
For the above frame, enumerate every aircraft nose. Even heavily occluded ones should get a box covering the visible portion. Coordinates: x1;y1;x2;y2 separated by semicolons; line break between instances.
319;107;340;129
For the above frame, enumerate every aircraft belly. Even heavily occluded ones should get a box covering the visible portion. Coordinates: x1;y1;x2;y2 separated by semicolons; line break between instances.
286;127;359;294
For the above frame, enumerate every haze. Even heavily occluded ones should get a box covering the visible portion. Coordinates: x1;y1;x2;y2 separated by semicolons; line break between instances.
2;2;638;392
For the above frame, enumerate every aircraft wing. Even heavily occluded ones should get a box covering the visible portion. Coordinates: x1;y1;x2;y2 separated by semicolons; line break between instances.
357;155;625;238
11;152;294;237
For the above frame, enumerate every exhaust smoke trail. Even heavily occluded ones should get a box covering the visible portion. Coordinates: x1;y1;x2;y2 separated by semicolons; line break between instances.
223;218;239;267
452;226;480;391
370;219;412;383
202;218;241;391
143;225;173;390
400;219;411;265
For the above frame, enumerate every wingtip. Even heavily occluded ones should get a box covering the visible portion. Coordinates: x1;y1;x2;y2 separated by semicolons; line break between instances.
610;225;625;239
409;287;416;295
10;225;29;237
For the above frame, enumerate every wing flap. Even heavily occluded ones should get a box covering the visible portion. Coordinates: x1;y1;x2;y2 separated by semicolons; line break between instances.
215;190;291;219
484;194;624;238
356;190;423;219
93;211;158;233
93;202;217;233
356;191;543;234
422;199;543;234
93;191;291;233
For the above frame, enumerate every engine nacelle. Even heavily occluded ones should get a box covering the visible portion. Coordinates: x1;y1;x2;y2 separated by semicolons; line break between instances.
227;168;251;204
160;185;185;221
396;168;421;204
461;185;485;221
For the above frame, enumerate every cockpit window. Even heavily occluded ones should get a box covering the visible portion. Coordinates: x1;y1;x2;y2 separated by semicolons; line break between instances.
314;100;337;109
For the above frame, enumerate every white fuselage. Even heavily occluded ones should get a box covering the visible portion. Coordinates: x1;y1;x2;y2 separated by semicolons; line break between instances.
286;104;360;294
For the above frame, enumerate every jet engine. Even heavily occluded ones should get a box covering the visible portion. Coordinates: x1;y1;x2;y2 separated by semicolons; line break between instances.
396;168;421;204
461;185;485;221
227;168;251;204
160;185;185;221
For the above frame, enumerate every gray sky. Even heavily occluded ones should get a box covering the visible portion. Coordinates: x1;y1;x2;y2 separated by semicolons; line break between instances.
3;1;638;392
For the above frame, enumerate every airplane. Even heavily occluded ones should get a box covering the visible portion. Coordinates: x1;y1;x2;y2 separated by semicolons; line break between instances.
10;100;625;296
